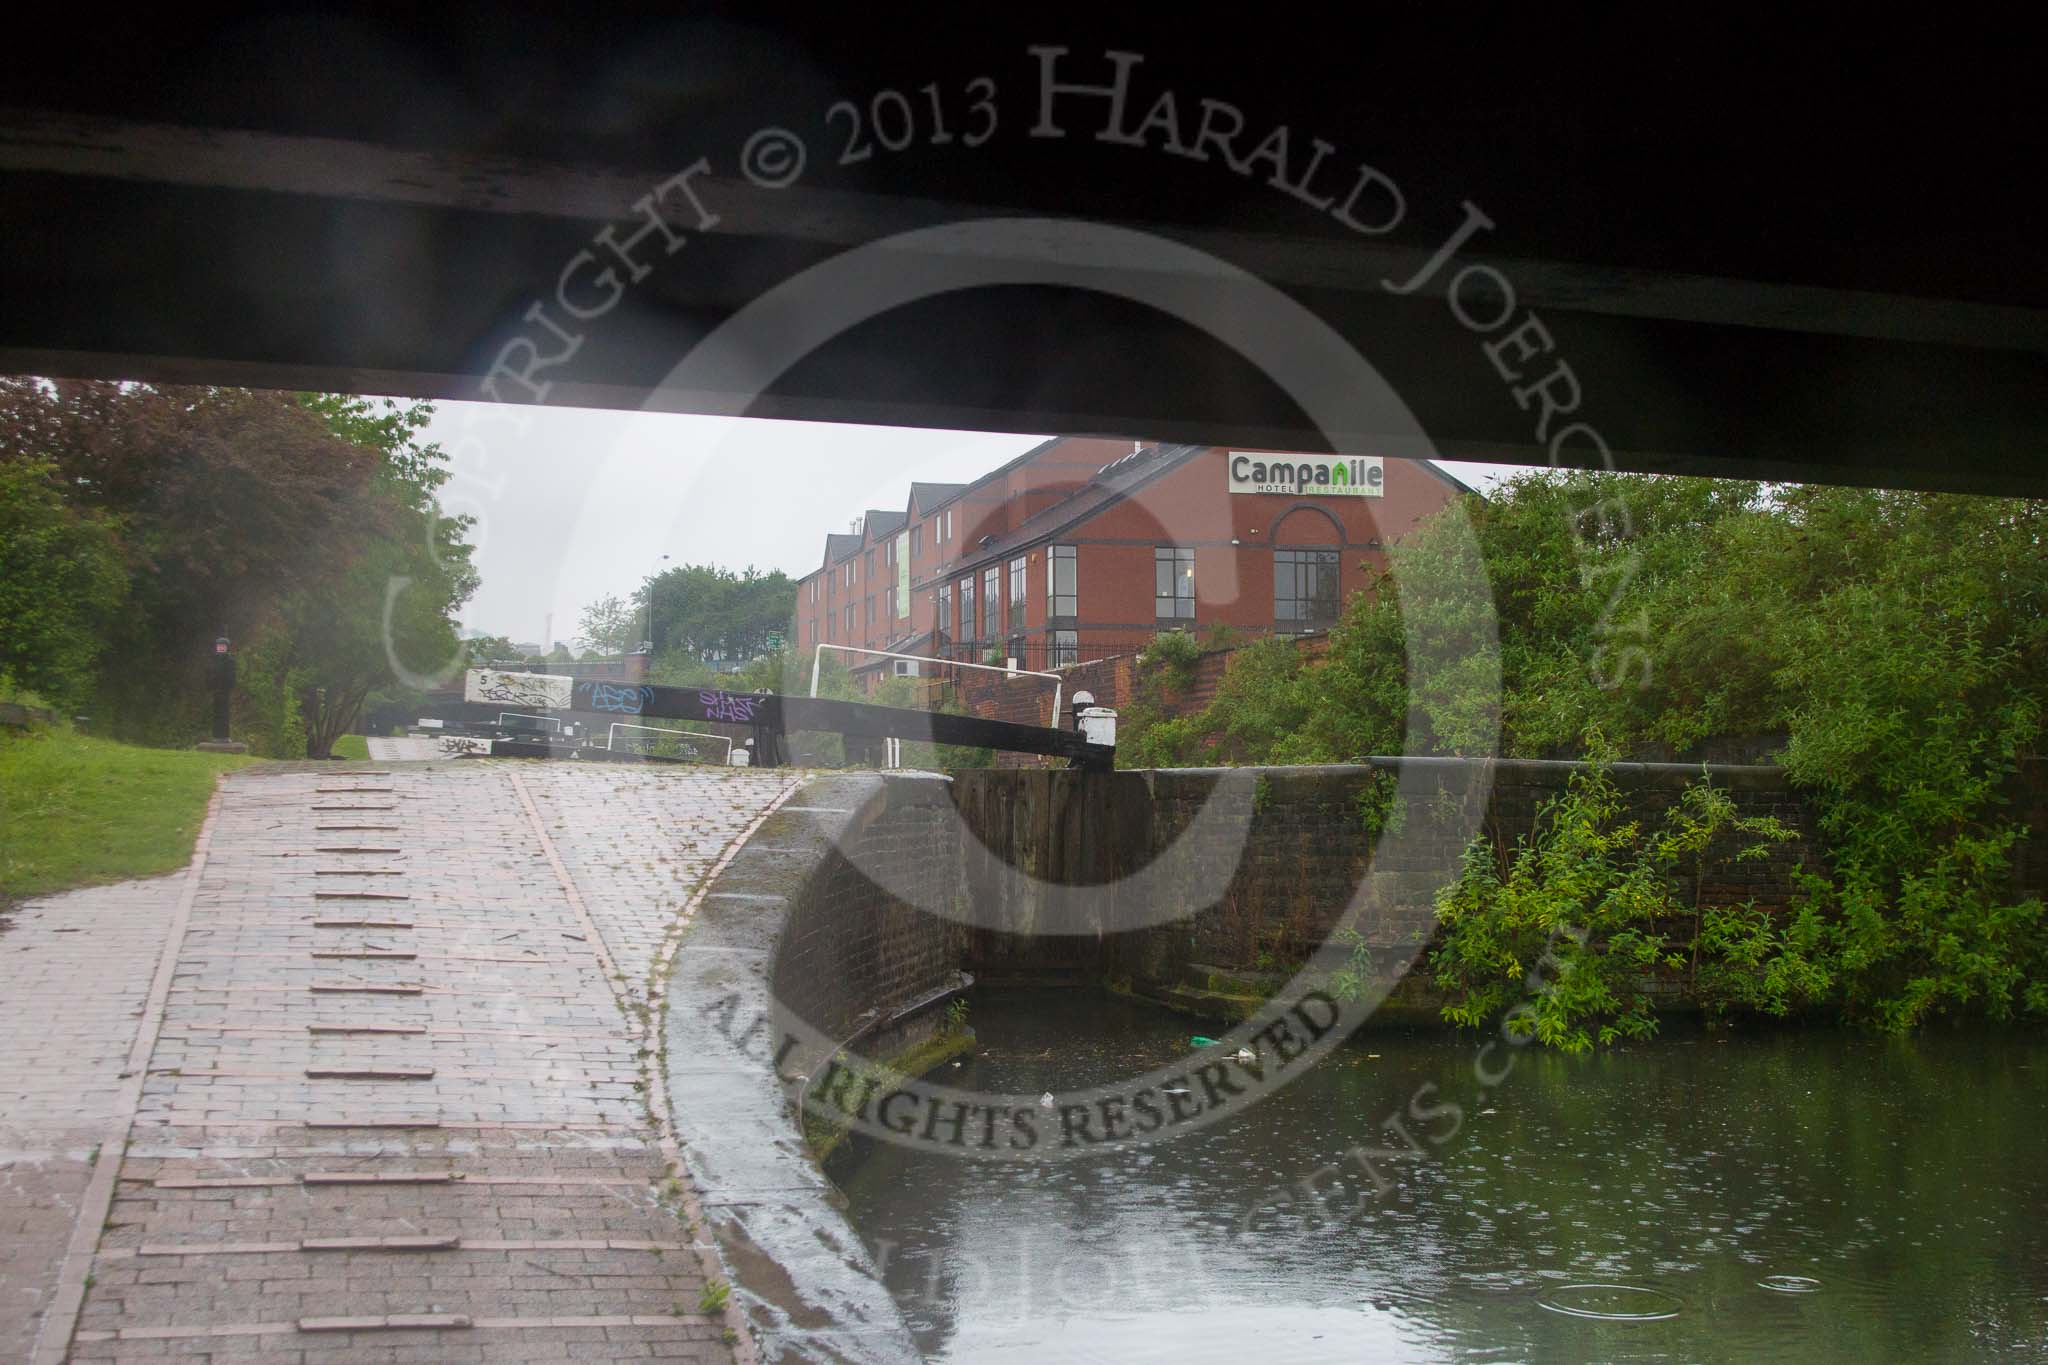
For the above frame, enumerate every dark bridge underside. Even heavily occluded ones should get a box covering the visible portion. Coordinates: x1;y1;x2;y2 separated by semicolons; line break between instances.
0;8;2041;496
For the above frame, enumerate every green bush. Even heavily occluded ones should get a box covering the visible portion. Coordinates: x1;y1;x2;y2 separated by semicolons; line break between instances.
1431;756;1794;1051
0;459;126;707
1114;476;2048;1035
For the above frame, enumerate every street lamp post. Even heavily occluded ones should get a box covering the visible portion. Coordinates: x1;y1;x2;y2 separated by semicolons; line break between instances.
644;554;670;656
197;635;249;754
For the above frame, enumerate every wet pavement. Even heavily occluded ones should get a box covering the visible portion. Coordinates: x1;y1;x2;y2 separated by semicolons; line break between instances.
2;758;801;1364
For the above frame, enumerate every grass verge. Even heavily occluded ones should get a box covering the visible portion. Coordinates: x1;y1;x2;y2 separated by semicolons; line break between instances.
330;734;370;760
0;726;262;901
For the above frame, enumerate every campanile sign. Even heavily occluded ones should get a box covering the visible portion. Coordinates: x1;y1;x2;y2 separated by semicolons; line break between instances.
1228;452;1384;497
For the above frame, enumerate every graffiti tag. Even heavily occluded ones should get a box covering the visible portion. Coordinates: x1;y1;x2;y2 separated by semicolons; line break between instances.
577;682;656;714
464;668;572;709
700;690;759;723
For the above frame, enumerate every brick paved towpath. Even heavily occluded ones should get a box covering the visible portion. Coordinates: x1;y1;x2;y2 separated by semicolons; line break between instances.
3;757;802;1364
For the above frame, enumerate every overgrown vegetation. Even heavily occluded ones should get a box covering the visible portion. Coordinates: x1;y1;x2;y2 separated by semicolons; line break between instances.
1122;475;2048;1036
1430;757;1795;1052
0;381;475;756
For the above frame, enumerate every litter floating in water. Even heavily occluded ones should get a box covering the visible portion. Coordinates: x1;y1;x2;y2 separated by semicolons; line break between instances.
1162;1087;1191;1096
1535;1284;1682;1322
1039;1092;1057;1108
1757;1275;1821;1294
1191;1036;1221;1048
1234;1048;1256;1062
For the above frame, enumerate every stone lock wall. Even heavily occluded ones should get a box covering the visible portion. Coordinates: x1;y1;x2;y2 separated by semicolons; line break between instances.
768;756;2039;1036
949;759;1825;995
769;776;969;1051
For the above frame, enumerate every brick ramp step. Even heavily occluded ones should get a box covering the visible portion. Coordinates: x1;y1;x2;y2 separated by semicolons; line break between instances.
62;762;796;1364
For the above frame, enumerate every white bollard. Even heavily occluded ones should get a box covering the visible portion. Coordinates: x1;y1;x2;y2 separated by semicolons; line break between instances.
1078;706;1117;747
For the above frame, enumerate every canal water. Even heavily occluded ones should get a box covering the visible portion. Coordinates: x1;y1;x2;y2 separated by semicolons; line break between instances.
834;986;2048;1362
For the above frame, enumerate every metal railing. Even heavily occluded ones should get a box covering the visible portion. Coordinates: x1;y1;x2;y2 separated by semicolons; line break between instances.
810;643;1065;728
916;634;1158;674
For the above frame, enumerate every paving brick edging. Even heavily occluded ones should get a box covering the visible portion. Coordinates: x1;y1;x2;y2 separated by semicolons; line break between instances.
29;778;225;1365
664;772;925;1365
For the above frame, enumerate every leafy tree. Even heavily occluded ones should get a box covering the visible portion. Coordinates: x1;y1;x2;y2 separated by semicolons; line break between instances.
637;563;794;664
1764;493;2048;1029
576;593;640;654
0;458;126;706
233;396;474;758
233;629;309;759
0;382;473;753
461;634;519;666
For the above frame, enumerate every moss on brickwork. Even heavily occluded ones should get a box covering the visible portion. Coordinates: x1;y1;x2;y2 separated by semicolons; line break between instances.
801;1024;977;1164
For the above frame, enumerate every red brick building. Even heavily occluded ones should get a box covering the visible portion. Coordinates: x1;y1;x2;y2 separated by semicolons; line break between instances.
791;438;1469;685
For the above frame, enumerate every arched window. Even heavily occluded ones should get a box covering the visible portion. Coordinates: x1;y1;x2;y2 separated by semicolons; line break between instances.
1271;505;1343;630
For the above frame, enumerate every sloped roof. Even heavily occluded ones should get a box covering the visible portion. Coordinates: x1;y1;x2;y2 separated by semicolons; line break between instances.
957;444;1203;566
1422;462;1478;496
909;481;967;510
802;441;1477;580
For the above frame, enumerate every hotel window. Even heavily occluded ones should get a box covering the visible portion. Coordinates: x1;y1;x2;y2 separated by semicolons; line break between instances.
911;525;923;557
843;603;855;633
867;549;876;578
1008;555;1027;630
957;575;976;643
1046;544;1077;618
865;596;875;626
1155;546;1195;620
1275;548;1341;627
938;509;951;543
937;583;953;640
982;567;1001;642
1051;629;1078;668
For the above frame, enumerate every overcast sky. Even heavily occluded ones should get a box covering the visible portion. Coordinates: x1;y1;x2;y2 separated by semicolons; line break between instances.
421;400;1535;645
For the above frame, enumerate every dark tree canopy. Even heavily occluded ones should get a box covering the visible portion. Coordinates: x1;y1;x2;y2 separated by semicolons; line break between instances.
0;379;474;753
